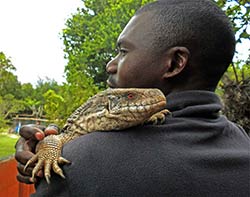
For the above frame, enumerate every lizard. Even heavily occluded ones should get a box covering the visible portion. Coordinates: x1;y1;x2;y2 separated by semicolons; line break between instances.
24;88;170;184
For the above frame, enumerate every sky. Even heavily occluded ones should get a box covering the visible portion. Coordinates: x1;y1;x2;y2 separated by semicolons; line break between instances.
0;0;83;85
0;0;249;86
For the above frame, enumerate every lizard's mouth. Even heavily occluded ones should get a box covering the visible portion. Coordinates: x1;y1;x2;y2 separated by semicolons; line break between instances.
109;97;166;115
147;98;166;113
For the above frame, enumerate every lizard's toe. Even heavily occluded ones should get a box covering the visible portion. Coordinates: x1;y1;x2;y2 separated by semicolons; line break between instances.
45;174;51;184
146;109;171;125
31;159;44;182
24;154;38;172
44;160;53;184
58;156;71;164
53;161;65;179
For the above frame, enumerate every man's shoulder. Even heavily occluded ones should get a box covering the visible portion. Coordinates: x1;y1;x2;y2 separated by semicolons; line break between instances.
61;124;166;158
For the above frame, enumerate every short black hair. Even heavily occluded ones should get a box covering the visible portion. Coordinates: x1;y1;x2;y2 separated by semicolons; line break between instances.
136;0;235;88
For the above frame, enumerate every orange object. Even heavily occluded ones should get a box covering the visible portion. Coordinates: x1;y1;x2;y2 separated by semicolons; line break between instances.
0;157;35;197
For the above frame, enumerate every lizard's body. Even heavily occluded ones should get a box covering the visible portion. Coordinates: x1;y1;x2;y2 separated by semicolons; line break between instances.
25;88;169;184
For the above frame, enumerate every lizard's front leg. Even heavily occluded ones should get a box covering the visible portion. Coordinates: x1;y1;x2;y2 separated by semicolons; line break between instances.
24;134;70;184
145;109;171;125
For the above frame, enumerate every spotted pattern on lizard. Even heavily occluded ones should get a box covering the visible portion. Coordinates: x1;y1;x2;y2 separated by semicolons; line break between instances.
24;88;169;184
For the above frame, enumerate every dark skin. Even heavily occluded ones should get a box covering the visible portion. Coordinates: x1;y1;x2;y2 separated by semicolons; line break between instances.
16;12;207;184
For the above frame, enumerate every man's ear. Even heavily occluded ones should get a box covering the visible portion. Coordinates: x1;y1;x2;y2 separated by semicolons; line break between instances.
162;47;190;79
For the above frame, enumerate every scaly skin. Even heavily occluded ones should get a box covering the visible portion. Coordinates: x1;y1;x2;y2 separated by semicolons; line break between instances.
24;88;169;184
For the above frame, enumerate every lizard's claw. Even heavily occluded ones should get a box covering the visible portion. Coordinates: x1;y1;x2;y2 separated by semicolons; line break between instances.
24;135;70;184
146;109;171;125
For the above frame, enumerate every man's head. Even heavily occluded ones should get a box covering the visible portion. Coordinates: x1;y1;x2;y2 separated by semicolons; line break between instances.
106;0;235;94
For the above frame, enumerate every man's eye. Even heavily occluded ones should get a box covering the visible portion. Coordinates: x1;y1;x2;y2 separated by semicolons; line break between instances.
115;47;128;56
119;49;127;55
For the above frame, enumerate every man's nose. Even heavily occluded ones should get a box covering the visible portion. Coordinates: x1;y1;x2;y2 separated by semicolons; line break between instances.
106;57;117;74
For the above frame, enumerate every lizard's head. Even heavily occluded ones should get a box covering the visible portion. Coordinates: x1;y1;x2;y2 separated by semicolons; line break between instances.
105;88;167;128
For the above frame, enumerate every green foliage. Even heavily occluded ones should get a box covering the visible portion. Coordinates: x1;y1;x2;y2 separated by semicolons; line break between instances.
219;60;250;134
0;94;25;131
226;62;250;82
215;0;250;44
21;83;34;98
0;94;26;119
34;78;60;102
25;78;61;117
0;52;21;99
43;89;65;125
56;81;99;127
0;52;24;128
0;52;15;72
220;74;250;134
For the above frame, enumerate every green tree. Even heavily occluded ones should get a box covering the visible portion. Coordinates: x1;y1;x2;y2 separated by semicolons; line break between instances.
21;78;62;118
43;89;65;125
0;52;15;73
0;52;21;99
220;60;250;134
0;52;24;129
20;83;34;99
0;94;25;129
215;0;250;45
34;78;60;101
42;82;99;127
58;81;99;126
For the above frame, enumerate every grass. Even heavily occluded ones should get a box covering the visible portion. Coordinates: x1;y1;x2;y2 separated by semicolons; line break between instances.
0;133;19;159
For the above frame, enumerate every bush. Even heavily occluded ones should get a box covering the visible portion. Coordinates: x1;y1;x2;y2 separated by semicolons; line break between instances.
221;76;250;135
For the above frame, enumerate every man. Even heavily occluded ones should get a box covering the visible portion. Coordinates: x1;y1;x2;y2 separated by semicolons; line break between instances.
15;0;250;196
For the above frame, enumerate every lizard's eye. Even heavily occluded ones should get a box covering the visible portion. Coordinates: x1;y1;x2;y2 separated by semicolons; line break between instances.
127;93;134;99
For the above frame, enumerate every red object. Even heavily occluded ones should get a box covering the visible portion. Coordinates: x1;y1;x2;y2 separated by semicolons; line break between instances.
0;157;35;197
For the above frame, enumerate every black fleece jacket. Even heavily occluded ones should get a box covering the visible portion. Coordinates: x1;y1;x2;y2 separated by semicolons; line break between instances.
33;91;250;197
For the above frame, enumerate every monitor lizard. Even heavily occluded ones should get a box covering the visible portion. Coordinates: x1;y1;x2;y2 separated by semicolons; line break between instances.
24;88;169;184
